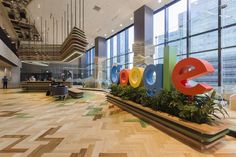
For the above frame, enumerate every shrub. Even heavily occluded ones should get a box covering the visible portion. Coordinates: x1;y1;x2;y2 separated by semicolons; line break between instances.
109;84;228;124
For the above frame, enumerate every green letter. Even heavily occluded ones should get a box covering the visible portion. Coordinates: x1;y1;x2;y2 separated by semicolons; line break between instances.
163;46;177;91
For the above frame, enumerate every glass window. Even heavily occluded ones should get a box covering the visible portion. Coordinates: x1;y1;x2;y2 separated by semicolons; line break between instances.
177;55;187;62
107;39;111;68
128;26;134;52
154;44;164;60
222;26;236;48
113;35;117;64
222;48;236;85
128;52;134;69
168;0;187;41
153;10;165;45
221;0;236;26
118;31;126;64
190;51;218;86
168;39;187;55
154;58;164;64
190;0;218;35
190;31;218;53
119;31;126;54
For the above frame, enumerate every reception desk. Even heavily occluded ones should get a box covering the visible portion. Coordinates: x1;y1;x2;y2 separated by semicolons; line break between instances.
21;81;72;91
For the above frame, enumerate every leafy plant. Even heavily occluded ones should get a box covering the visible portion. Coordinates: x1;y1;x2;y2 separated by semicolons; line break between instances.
109;84;229;124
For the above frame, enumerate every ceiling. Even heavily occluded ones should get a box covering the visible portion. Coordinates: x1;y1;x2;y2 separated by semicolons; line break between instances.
27;0;174;50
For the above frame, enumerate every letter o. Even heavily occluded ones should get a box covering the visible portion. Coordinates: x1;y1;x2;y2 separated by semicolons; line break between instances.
129;67;144;88
120;69;130;86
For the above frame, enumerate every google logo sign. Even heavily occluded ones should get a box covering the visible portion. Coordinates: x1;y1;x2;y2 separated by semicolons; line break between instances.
110;48;215;96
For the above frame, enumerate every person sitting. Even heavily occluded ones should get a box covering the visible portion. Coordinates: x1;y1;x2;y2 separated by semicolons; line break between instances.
29;76;36;81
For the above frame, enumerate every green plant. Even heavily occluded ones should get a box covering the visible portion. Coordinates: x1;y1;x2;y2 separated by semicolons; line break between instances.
109;84;229;124
178;91;229;123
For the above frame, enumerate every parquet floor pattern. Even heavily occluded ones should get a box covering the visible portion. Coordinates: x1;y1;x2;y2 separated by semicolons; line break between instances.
0;89;236;157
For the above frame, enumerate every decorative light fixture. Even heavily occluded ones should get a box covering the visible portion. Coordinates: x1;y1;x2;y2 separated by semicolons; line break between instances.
120;24;123;27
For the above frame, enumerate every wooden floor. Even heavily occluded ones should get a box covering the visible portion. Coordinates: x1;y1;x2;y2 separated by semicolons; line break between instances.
0;89;236;157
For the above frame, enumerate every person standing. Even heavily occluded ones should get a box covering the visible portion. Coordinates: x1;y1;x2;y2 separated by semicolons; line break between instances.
2;76;8;89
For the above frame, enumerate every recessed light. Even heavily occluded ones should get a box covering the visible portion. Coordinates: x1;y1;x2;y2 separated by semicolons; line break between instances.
104;34;107;37
112;29;114;32
158;0;162;3
130;17;133;20
120;24;123;27
38;4;41;9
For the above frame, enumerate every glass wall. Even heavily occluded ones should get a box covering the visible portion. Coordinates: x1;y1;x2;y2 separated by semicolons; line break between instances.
105;26;134;81
86;48;95;77
153;0;236;86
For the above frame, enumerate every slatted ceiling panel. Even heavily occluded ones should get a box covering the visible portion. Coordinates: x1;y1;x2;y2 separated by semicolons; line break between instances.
18;27;87;62
60;27;88;62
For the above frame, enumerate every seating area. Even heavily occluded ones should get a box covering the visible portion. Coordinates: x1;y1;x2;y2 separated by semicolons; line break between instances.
68;88;84;98
21;81;72;91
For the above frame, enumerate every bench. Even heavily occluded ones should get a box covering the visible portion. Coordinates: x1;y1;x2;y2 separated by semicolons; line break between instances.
68;88;84;98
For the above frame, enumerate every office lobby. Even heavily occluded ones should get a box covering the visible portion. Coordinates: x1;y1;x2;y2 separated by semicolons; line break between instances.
0;0;236;156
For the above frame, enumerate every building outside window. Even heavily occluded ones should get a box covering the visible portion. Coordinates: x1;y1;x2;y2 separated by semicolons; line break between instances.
105;26;134;81
85;48;95;77
153;0;236;87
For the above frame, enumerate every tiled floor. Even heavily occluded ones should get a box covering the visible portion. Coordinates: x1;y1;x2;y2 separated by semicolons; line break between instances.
0;89;236;157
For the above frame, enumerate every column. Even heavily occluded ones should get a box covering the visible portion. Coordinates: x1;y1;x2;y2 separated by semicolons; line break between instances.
94;37;106;88
133;5;154;66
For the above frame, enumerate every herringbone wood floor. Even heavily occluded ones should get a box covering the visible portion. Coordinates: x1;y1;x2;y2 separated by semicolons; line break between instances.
0;89;235;157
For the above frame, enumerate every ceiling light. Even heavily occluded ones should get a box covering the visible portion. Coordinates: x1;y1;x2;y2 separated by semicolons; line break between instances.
158;0;162;3
130;17;133;20
38;4;41;9
112;29;114;32
120;24;123;27
104;34;107;37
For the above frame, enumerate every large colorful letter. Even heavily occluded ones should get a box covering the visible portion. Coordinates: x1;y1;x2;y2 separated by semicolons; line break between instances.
172;57;215;96
110;66;121;84
129;67;144;88
163;46;177;91
143;64;163;93
120;69;130;86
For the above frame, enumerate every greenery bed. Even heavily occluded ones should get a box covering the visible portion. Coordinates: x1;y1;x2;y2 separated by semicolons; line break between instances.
109;84;228;124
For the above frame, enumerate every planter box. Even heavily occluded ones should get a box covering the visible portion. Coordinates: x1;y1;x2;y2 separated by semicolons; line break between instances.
107;94;230;150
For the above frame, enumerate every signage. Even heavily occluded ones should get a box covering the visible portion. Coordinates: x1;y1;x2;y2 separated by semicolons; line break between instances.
110;47;215;96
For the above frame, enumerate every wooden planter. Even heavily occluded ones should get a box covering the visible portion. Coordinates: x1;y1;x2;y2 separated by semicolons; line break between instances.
107;94;230;150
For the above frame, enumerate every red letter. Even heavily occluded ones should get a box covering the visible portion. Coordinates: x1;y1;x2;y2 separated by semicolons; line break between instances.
172;58;215;96
120;69;130;86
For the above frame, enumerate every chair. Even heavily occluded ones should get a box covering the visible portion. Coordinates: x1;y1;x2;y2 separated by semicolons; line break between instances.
51;86;68;100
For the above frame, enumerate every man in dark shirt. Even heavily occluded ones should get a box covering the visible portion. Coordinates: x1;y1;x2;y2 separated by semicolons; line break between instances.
2;76;8;89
